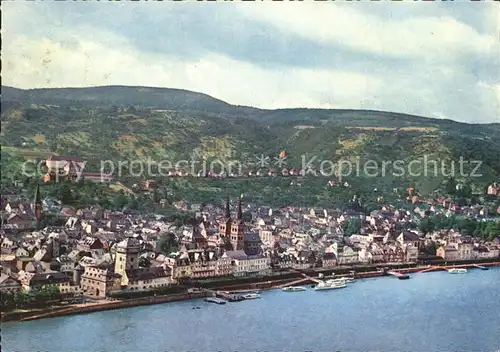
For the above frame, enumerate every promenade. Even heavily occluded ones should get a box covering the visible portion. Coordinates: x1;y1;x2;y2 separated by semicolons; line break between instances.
3;260;499;323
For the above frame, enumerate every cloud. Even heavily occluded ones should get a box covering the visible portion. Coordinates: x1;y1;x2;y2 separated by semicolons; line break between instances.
238;3;499;62
2;2;499;124
1;32;380;110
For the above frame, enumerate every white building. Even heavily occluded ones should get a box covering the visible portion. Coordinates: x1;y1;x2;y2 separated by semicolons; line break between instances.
225;251;271;277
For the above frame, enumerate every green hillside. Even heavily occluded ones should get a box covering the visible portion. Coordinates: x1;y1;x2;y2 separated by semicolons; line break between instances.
1;85;499;206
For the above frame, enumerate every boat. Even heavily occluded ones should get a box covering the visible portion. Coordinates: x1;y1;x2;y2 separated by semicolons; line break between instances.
397;273;411;280
314;281;347;291
282;286;307;292
242;293;261;300
226;295;246;302
447;268;468;274
327;277;354;285
204;297;227;304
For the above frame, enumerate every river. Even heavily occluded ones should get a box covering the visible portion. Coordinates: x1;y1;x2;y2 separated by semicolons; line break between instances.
2;268;500;352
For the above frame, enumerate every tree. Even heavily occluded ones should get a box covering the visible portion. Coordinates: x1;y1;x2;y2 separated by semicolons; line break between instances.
418;217;435;234
156;233;179;254
445;177;457;195
113;192;129;210
422;242;438;256
342;218;361;236
58;183;74;204
242;211;252;222
127;197;140;210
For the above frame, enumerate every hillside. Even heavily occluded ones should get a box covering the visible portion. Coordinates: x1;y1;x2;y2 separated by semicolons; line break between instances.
1;85;499;203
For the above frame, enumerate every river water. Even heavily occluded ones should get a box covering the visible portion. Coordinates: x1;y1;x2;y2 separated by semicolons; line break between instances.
3;268;500;352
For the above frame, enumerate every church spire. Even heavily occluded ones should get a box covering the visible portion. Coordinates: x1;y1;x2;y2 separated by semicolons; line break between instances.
236;195;242;220
33;183;42;230
225;196;231;219
34;183;41;206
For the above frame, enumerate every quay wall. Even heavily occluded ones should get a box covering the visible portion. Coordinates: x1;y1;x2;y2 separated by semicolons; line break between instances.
4;260;499;323
2;292;208;323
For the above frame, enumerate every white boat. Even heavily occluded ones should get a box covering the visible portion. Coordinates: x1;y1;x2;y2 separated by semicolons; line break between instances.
447;268;468;274
242;293;261;300
327;277;354;285
282;286;307;292
314;281;347;291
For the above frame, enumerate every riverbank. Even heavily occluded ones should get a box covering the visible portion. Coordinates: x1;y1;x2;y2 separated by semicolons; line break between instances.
1;291;208;323
3;260;499;323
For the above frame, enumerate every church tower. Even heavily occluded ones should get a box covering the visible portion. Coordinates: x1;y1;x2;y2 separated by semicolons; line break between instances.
114;237;141;286
219;196;232;238
32;184;42;230
230;196;245;251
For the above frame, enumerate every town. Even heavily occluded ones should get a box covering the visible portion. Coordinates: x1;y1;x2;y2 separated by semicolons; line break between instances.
1;157;500;315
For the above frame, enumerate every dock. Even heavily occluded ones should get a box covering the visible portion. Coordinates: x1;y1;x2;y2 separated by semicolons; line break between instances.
418;266;443;274
473;264;489;270
203;289;245;302
274;277;310;289
387;271;410;280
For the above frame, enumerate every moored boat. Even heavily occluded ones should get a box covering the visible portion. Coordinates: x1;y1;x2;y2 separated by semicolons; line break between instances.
447;268;468;274
242;293;261;300
327;277;354;285
314;281;347;291
282;286;307;292
204;297;227;304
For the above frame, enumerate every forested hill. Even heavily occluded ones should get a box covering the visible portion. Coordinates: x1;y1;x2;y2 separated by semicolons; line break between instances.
1;85;499;197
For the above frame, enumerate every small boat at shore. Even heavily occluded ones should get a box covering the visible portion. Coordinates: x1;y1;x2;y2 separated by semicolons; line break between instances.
447;268;468;274
282;286;307;292
327;277;354;285
204;297;227;305
314;281;347;291
242;293;261;300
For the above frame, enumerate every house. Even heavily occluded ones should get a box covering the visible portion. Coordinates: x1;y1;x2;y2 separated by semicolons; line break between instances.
6;213;36;230
15;247;31;259
397;231;421;248
77;237;105;253
487;183;499;196
215;253;233;277
187;249;218;278
54;255;76;275
4;201;20;214
244;232;262;256
1;238;14;254
321;252;337;267
28;272;81;295
336;246;359;265
358;247;385;264
225;250;271;277
473;245;498;260
123;266;172;292
80;263;122;298
436;246;459;261
45;155;85;173
457;242;475;261
258;227;275;246
168;255;192;282
0;268;22;294
383;245;405;263
402;243;419;263
79;172;113;183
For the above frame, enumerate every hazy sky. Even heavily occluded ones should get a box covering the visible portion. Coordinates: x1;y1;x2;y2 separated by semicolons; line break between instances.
3;2;499;123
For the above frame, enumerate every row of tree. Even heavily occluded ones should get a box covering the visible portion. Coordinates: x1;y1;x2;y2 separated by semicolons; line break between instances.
1;286;69;311
419;215;500;241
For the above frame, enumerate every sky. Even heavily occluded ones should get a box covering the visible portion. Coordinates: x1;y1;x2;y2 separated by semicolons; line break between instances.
2;2;499;124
